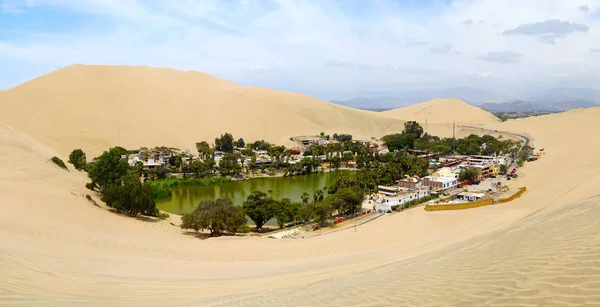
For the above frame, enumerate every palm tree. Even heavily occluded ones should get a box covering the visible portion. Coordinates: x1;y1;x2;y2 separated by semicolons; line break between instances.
313;189;324;203
301;192;310;205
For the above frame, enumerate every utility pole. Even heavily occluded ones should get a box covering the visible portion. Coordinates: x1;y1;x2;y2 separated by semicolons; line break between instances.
452;121;456;150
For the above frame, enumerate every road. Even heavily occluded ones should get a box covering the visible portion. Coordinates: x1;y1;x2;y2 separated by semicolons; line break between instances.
462;125;530;149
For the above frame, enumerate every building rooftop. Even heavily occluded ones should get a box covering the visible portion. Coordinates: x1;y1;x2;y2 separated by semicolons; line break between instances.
458;192;485;198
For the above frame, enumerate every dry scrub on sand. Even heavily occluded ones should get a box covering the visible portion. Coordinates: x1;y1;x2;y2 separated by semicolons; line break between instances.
2;67;600;305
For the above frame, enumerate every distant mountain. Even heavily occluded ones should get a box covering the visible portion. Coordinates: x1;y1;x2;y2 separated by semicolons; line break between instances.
332;87;509;109
480;100;598;113
334;87;600;113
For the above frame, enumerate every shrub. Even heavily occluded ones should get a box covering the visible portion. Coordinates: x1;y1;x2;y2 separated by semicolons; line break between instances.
157;212;170;220
237;224;251;233
51;156;68;171
85;194;92;200
68;149;87;170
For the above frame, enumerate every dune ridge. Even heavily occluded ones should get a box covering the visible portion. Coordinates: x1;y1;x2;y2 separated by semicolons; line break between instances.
1;64;429;157
382;98;500;126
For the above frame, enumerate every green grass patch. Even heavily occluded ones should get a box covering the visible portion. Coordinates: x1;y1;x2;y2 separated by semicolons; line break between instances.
147;177;232;201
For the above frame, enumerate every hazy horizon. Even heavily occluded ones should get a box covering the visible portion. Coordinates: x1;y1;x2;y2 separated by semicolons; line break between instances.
2;1;600;101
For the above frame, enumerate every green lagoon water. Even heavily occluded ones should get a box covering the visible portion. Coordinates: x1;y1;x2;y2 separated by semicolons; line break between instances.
157;171;350;215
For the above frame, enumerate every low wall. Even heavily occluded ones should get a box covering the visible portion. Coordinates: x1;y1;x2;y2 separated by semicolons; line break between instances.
425;198;493;211
424;186;526;211
499;186;527;203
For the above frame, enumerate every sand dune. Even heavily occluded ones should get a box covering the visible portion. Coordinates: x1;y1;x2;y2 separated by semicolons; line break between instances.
2;66;600;305
1;65;424;157
382;98;500;126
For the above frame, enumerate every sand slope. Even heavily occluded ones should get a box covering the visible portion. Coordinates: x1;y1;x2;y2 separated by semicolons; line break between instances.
382;98;500;126
3;65;600;306
0;65;416;157
2;105;600;305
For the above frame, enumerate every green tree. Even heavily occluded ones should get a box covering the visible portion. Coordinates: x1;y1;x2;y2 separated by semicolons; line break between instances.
499;164;508;174
327;188;364;215
273;198;300;229
215;133;235;153
102;172;156;216
403;121;424;139
297;204;312;223
191;160;212;178
459;168;479;182
156;166;168;180
301;192;310;205
429;144;452;154
219;153;242;176
88;147;130;191
332;133;352;142
236;138;245;149
243;191;276;230
249;155;257;174
180;198;246;237
328;155;341;170
195;141;213;160
250;140;272;150
313;189;324;203
68;149;87;170
309;201;333;226
382;133;416;151
342;151;354;167
300;157;314;173
241;148;254;158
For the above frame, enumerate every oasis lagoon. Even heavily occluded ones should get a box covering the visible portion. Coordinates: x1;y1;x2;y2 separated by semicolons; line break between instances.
157;171;351;215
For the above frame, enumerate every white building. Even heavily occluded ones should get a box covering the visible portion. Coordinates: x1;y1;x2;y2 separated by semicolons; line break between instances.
457;192;486;202
375;188;430;211
378;185;401;197
423;176;458;190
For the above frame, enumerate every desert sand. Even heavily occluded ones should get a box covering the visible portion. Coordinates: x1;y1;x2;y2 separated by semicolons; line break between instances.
382;98;501;126
0;65;456;158
2;67;600;306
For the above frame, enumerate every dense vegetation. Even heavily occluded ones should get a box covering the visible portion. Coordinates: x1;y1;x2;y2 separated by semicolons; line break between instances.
68;149;87;170
238;186;365;231
332;133;352;142
77;120;525;230
382;121;518;156
86;146;159;218
493;111;554;122
459;168;478;182
180;198;247;236
102;172;157;216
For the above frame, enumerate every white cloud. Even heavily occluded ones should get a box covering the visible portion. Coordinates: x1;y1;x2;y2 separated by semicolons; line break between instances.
477;51;522;64
2;0;600;98
431;44;460;55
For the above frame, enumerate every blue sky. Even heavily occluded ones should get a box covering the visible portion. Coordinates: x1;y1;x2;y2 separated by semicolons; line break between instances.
2;0;600;100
